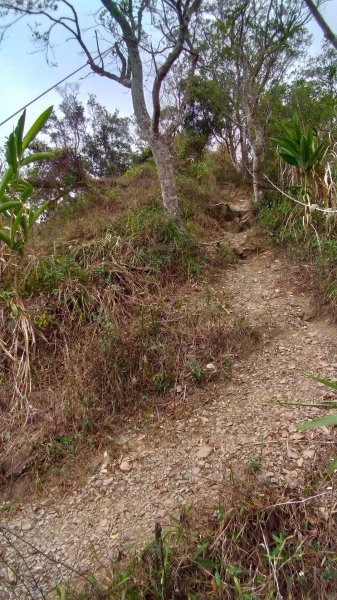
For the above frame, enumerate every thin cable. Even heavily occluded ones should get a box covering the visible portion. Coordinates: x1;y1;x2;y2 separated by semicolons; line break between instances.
0;45;115;128
0;61;90;128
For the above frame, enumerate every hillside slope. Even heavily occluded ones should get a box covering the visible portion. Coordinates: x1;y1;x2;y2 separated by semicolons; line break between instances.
1;183;337;598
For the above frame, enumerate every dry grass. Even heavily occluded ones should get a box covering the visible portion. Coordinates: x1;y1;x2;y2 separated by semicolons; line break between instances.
54;474;337;600
0;161;253;487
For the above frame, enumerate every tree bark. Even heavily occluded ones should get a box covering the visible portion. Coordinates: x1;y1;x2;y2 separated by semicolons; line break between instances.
250;127;264;208
304;0;337;51
150;134;180;220
240;123;250;179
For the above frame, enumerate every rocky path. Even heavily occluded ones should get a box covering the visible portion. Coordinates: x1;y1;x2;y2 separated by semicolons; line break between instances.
1;192;337;598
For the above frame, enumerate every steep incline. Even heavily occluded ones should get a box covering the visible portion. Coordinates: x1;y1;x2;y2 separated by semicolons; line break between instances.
2;187;337;598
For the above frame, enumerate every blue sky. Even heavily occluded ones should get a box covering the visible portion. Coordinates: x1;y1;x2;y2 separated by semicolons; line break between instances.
0;0;337;141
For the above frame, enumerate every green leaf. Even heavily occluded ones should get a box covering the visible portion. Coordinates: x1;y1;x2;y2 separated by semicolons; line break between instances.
279;152;300;167
292;114;302;143
304;372;337;391
0;228;12;248
21;151;56;167
0;201;23;214
323;570;337;580
28;201;49;229
11;207;24;243
306;125;313;152
0;167;14;199
14;110;26;158
20;214;28;241
214;569;221;587
271;137;297;154
20;182;34;203
193;542;209;559
233;576;242;594
194;557;218;569
297;414;337;431
277;120;294;139
12;238;24;257
6;133;17;172
22;106;53;150
300;135;310;167
312;139;329;164
278;400;337;409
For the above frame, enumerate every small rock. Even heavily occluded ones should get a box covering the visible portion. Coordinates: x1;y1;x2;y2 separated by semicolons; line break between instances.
120;460;132;472
318;507;330;521
98;519;109;529
303;449;315;459
206;363;216;370
196;445;213;459
297;458;304;467
258;473;275;485
290;433;303;440
7;567;17;585
287;450;299;459
22;522;32;532
102;477;114;486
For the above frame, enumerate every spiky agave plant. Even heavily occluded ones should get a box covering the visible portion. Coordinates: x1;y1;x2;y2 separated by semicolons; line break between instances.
0;107;55;257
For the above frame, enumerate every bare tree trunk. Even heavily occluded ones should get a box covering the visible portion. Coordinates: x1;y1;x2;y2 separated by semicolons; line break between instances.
237;115;249;178
240;125;249;178
251;127;264;207
150;134;180;220
225;125;241;173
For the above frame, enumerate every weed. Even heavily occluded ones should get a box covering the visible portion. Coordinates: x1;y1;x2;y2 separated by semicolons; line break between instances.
1;158;254;485
188;360;204;382
52;480;337;599
285;371;337;475
248;457;261;473
258;191;337;311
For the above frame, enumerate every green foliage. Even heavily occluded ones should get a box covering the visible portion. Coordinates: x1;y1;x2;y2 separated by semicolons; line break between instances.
45;85;132;178
115;203;204;280
83;94;132;176
182;76;227;157
272;114;329;177
0;108;55;256
258;192;337;304
46;434;79;462
52;484;336;600
286;372;337;475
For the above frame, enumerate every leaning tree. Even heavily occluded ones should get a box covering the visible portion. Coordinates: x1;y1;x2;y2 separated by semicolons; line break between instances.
0;0;201;220
304;0;337;51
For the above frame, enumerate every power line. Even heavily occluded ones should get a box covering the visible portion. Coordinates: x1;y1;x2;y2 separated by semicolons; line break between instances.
0;61;90;128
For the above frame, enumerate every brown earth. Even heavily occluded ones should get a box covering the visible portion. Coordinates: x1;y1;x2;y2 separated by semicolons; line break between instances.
1;185;337;599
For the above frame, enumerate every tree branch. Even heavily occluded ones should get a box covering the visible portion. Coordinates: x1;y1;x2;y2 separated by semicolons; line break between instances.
152;0;201;133
304;0;337;51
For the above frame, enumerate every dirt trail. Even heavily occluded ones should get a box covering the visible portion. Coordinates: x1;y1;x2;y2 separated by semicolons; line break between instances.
2;187;337;598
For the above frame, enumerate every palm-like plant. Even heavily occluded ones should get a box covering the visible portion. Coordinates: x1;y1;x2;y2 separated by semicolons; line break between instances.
273;114;329;176
0;107;55;257
272;114;330;210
